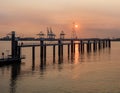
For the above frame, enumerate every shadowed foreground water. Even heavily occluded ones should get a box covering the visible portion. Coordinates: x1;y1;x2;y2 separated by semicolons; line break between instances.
0;42;120;93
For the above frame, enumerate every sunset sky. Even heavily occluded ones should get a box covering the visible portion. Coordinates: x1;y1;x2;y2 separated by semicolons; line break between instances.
0;0;120;38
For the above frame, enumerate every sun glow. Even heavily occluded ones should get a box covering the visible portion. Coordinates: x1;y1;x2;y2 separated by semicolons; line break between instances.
75;24;78;28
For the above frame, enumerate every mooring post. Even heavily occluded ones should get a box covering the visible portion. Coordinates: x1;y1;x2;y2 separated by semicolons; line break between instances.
58;40;61;57
71;40;74;54
98;40;101;50
80;40;83;52
108;39;111;48
53;45;55;63
93;40;97;51
58;40;61;60
15;40;18;57
40;40;44;66
87;40;91;52
106;40;108;47
44;45;46;62
83;43;84;52
32;46;35;68
103;40;105;48
61;44;63;57
11;31;16;58
32;46;35;62
68;44;70;56
77;43;80;52
89;41;92;51
74;43;75;53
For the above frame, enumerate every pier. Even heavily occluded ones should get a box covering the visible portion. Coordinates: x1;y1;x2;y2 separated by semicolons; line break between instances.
0;31;111;66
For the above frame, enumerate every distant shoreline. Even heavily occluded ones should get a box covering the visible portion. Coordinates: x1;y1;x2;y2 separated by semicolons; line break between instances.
0;39;120;42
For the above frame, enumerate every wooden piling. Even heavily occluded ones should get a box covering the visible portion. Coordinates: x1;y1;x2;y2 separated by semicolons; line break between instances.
15;40;18;57
98;40;101;50
44;45;46;62
83;43;84;52
87;40;91;52
103;40;105;48
106;40;108;47
80;40;83;52
40;40;44;64
32;46;35;62
53;45;55;63
93;40;97;51
71;40;74;54
108;39;111;48
32;46;35;69
74;43;75;53
61;45;63;57
78;43;80;52
58;40;61;58
11;31;16;58
68;44;70;55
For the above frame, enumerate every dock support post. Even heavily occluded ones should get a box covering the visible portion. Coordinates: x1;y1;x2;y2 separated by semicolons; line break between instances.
32;46;35;62
80;40;83;52
68;44;70;56
68;44;70;59
40;40;44;67
78;43;80;52
11;31;16;58
15;40;18;57
74;43;75;53
44;45;46;62
106;40;108;47
17;47;21;59
103;40;105;48
89;43;91;51
93;41;95;51
83;43;84;52
108;39;111;48
87;40;91;52
71;40;74;54
53;45;55;63
32;46;35;68
58;40;61;60
61;44;63;57
93;40;97;51
58;40;63;64
98;40;101;50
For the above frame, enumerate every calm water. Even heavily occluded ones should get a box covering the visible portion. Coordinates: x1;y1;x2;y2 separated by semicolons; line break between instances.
0;41;120;93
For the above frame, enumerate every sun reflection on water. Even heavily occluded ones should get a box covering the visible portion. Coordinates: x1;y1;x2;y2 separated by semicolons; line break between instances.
74;44;80;64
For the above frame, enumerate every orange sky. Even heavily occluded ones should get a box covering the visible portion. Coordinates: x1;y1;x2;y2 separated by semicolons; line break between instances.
0;0;120;38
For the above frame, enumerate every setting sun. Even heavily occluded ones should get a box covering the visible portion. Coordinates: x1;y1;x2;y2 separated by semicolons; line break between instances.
75;24;78;28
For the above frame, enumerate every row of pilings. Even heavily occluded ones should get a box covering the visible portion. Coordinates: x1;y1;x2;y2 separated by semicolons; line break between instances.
70;39;111;54
31;39;111;67
11;31;111;67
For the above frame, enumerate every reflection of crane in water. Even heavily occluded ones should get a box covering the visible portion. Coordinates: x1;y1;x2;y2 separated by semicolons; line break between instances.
71;22;77;39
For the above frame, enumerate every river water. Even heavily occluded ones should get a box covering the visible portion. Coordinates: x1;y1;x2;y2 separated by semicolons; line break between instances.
0;41;120;93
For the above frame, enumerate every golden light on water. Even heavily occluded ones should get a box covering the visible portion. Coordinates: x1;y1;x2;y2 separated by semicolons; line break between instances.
74;44;79;64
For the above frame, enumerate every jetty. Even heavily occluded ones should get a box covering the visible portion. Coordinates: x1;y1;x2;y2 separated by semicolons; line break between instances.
0;31;111;66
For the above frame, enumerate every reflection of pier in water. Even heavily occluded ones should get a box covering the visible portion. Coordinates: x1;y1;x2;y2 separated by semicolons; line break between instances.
10;63;21;93
9;31;111;67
